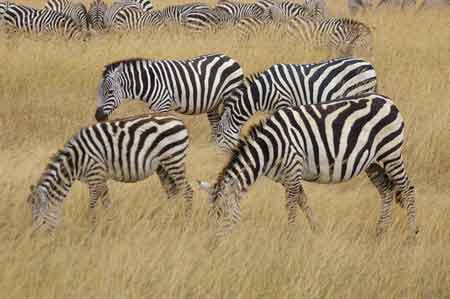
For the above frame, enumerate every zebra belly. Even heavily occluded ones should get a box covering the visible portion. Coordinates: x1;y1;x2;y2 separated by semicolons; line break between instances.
106;160;158;183
301;157;368;184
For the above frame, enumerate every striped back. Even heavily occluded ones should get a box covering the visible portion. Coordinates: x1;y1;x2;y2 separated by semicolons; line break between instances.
215;0;266;19
44;0;88;30
215;57;378;150
28;114;190;231
96;54;244;124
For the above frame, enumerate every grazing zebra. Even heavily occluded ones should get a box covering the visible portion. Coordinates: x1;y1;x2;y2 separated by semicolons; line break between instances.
27;114;193;232
87;0;107;30
103;0;152;30
95;54;244;135
215;0;267;20
1;2;82;38
159;2;210;27
44;0;88;31
215;57;377;151
199;94;417;242
287;16;373;55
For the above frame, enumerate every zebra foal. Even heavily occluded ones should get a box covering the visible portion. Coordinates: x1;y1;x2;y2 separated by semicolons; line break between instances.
199;94;417;242
95;54;244;135
27;114;193;232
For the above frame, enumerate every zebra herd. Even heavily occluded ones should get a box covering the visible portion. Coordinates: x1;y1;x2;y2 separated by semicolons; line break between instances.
28;53;418;244
2;0;444;54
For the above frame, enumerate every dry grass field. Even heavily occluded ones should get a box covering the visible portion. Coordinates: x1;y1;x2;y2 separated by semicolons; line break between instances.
1;1;450;298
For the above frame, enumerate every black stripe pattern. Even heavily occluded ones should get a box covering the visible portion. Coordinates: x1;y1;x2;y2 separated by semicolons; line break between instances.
27;114;193;231
215;57;378;151
202;94;417;242
96;53;244;133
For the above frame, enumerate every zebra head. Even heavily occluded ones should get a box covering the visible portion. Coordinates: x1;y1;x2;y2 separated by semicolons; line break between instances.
197;179;241;230
27;185;59;232
96;62;128;121
88;0;107;31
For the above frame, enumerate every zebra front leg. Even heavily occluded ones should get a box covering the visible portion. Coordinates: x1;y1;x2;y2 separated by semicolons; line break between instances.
207;109;221;140
87;178;109;224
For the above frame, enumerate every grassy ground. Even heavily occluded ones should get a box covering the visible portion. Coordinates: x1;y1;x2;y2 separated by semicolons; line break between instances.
1;1;450;298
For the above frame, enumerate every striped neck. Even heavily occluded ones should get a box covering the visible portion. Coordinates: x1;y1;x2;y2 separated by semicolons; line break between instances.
218;137;265;194
224;72;278;134
36;147;80;204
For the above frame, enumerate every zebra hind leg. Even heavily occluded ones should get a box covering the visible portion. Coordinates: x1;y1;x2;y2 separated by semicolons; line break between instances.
366;163;395;239
382;156;418;242
157;165;193;218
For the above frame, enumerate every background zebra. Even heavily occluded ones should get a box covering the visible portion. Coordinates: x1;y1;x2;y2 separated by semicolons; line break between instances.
199;94;417;242
27;114;193;232
1;2;82;39
348;0;373;15
287;16;373;55
214;0;267;20
102;0;152;30
95;54;244;135
44;0;89;31
214;57;378;150
87;0;107;30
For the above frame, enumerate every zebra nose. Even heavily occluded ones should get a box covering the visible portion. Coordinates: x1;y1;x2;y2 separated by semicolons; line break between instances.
95;108;108;122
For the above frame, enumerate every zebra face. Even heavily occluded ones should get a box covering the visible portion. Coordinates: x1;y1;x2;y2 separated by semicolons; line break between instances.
27;185;48;229
96;75;126;121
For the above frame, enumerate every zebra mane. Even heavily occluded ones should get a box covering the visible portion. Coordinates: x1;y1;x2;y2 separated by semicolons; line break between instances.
36;148;72;187
102;58;146;77
216;116;268;186
338;17;371;32
245;71;263;85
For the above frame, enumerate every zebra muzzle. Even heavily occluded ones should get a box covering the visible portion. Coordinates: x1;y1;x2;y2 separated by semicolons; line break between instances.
95;108;108;122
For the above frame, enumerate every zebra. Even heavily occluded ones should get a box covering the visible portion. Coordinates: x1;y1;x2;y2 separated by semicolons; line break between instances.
158;2;210;28
214;0;267;20
95;54;244;135
287;16;373;55
87;0;107;30
199;94;418;243
103;0;152;30
1;2;82;39
214;57;378;151
44;0;88;31
27;114;194;232
418;0;450;9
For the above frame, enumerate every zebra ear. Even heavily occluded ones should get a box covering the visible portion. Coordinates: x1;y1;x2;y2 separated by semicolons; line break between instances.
197;180;212;192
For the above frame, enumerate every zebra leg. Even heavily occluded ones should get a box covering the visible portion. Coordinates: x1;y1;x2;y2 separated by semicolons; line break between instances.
157;165;193;218
383;155;418;242
87;178;109;224
207;109;221;140
366;163;407;207
297;185;320;233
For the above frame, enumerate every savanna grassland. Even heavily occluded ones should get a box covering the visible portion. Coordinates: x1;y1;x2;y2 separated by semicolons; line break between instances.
1;1;450;298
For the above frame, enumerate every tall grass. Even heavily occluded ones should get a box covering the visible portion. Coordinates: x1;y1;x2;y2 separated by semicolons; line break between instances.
0;1;449;298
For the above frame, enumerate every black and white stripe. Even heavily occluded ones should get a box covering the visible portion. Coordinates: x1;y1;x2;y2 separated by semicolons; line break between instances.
103;0;152;30
287;16;373;55
215;57;378;151
1;2;82;38
215;0;267;20
95;54;244;134
27;114;193;232
200;94;417;242
87;0;107;30
44;0;88;31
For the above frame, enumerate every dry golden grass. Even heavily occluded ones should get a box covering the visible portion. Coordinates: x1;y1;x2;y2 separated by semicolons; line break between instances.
1;1;450;298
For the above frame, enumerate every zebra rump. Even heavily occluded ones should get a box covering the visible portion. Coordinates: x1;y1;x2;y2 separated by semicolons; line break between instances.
200;94;417;242
215;56;378;151
27;114;193;232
